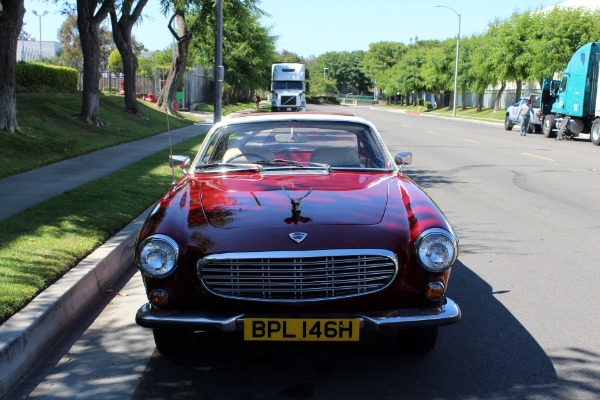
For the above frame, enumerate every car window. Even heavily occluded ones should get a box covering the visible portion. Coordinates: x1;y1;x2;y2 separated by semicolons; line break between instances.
201;121;389;169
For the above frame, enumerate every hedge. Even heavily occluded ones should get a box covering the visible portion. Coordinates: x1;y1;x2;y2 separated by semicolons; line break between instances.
16;62;78;93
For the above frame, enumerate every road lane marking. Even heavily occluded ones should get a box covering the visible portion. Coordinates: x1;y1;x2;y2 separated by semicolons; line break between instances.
463;139;479;144
523;152;555;162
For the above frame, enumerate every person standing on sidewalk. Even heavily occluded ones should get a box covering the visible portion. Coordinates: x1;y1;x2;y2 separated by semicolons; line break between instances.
518;99;533;136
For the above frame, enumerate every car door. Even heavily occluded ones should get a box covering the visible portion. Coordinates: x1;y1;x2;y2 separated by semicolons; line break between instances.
510;98;524;122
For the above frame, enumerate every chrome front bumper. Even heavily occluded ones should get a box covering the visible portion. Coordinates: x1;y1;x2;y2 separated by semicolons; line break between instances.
135;298;461;331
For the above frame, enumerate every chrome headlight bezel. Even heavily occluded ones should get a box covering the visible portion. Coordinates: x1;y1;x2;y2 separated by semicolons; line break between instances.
136;234;179;278
414;228;458;273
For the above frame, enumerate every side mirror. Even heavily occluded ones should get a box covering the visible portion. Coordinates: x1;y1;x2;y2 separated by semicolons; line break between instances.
169;155;191;174
394;152;413;166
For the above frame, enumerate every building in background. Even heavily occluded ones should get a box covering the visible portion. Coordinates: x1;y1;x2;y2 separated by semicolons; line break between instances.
16;41;61;62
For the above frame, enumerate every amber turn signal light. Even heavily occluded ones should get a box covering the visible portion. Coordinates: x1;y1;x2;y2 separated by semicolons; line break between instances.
149;289;169;307
426;282;446;301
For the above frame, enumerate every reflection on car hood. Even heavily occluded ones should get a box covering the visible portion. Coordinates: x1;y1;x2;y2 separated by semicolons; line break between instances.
200;172;390;228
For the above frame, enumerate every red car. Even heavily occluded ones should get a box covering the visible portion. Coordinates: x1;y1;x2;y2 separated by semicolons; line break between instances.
135;112;460;356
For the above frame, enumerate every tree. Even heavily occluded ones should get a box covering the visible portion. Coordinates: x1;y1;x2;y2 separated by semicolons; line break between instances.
278;50;303;63
190;0;276;103
0;0;26;133
157;0;267;114
463;35;496;111
107;48;124;74
108;0;148;114
19;27;34;40
526;7;600;86
156;7;193;114
362;41;406;86
421;40;453;108
308;51;370;95
76;0;114;125
51;13;113;73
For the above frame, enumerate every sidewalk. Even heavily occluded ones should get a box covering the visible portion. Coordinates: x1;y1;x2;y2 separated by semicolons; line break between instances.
0;120;212;221
0;120;212;399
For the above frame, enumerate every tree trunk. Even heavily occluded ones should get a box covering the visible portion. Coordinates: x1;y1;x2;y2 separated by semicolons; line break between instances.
157;10;192;115
476;93;483;112
76;0;112;125
515;80;522;102
0;0;25;134
494;81;506;112
109;0;148;114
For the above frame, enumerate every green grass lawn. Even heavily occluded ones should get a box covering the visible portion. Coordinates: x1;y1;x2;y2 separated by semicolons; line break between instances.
0;94;200;179
0;95;258;324
0;137;201;324
378;103;506;123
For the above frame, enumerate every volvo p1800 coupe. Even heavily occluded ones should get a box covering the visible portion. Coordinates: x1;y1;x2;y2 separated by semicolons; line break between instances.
134;112;460;356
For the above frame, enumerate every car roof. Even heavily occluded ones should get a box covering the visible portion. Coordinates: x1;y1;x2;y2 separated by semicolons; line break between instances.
213;111;373;128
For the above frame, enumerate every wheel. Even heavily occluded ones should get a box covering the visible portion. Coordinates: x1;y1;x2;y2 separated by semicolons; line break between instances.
225;152;270;163
397;327;438;354
504;115;513;131
543;115;556;138
153;329;194;357
591;119;600;146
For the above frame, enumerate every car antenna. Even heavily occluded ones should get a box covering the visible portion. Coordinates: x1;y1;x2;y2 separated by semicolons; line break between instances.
166;111;177;185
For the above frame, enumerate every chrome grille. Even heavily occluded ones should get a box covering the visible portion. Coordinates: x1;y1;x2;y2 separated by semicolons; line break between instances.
281;96;297;106
198;250;397;302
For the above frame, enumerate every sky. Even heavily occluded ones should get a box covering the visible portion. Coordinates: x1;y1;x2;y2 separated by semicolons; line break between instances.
21;0;599;58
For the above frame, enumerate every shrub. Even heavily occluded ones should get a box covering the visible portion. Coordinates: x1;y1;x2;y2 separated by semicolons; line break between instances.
16;62;78;93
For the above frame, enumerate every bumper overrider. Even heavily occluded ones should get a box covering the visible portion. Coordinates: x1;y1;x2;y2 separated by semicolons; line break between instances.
135;298;461;331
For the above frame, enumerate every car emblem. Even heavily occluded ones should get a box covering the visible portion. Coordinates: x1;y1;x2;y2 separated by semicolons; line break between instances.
289;232;308;243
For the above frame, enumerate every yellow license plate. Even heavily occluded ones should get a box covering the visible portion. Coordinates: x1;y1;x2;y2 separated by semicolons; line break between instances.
244;318;360;341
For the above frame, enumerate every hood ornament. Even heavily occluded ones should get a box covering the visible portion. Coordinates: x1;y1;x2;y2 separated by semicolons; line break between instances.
282;186;313;214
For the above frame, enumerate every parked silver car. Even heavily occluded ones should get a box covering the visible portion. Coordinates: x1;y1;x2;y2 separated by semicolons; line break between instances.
504;95;543;133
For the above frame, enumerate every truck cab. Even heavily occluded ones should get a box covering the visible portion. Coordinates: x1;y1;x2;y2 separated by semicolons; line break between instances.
540;42;600;144
270;63;306;112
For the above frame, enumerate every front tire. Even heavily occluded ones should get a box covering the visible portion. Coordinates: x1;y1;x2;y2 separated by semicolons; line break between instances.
153;329;194;357
591;119;600;146
543;115;556;138
398;327;438;354
504;115;513;131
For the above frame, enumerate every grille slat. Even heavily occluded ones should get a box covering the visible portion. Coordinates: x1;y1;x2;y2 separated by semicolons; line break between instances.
198;250;397;302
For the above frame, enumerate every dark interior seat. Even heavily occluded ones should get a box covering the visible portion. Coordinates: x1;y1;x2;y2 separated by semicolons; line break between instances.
309;147;361;167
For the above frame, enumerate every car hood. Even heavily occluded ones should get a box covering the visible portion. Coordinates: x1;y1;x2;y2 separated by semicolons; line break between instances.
200;172;390;228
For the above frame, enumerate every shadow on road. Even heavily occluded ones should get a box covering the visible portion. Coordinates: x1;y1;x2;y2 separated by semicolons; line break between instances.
130;261;570;399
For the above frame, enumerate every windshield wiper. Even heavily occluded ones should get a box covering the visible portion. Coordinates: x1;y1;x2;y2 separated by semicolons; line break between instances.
195;162;262;171
254;159;330;169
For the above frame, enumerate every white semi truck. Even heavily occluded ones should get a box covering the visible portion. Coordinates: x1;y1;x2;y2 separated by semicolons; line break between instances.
270;63;306;112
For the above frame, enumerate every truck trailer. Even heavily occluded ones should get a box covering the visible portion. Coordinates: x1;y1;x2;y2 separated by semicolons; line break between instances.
541;42;600;145
270;63;306;112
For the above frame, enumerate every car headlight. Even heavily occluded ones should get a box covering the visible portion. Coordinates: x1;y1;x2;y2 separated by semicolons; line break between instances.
136;235;179;278
414;228;458;272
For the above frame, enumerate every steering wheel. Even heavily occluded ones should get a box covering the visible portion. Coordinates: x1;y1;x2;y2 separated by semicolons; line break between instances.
224;152;270;163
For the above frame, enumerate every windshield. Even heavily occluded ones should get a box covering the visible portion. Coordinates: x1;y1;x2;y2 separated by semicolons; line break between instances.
196;120;391;172
273;81;304;90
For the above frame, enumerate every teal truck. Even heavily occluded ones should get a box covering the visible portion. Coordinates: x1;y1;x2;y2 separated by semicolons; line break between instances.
541;42;600;145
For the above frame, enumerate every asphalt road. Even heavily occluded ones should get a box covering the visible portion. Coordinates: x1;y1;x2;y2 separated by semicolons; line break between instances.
11;105;600;399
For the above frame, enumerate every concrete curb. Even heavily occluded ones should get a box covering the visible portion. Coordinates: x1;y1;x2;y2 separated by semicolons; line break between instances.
0;208;150;399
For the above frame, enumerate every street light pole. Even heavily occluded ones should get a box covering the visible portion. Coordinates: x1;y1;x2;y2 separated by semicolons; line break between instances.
436;4;461;117
32;10;49;62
